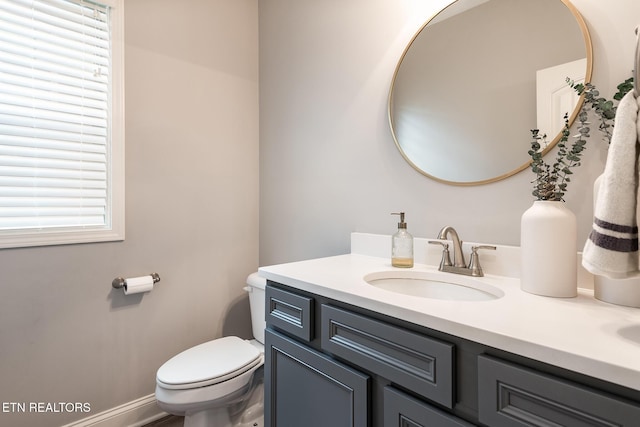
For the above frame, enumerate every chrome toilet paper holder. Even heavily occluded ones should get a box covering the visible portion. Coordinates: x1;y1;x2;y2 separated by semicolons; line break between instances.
112;273;161;289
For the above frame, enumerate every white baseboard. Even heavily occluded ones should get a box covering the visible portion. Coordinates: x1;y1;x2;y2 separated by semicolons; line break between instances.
60;394;168;427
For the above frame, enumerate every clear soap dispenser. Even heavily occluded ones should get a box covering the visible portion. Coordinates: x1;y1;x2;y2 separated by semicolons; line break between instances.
391;212;414;268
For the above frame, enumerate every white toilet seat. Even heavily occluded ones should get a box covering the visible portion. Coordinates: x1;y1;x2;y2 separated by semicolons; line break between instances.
157;336;261;390
155;354;264;413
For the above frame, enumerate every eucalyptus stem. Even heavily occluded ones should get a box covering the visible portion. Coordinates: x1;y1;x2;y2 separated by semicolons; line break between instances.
567;77;633;145
529;113;583;201
528;77;633;201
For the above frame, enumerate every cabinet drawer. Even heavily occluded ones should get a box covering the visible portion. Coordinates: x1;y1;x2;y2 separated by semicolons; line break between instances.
321;304;454;408
266;285;314;341
384;386;473;427
478;355;640;427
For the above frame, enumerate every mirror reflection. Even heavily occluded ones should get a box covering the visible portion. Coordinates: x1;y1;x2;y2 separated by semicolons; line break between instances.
389;0;592;185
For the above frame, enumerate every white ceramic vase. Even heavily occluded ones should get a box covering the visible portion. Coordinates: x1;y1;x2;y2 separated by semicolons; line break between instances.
521;200;577;297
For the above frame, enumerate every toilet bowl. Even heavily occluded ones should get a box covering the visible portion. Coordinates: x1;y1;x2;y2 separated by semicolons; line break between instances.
155;273;266;427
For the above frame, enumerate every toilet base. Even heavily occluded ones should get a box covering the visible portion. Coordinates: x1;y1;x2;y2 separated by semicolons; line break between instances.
181;387;263;427
184;407;231;427
232;373;264;427
163;365;264;427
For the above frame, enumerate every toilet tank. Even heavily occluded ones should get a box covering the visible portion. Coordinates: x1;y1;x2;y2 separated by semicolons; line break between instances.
245;272;266;344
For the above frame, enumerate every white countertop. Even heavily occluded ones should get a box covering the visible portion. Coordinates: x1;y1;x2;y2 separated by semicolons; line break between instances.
259;234;640;391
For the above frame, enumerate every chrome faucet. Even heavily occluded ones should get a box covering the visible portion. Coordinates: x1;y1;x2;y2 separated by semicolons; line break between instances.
428;226;496;277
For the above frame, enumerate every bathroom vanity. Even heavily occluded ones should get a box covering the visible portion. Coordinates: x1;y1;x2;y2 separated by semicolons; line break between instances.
259;233;640;427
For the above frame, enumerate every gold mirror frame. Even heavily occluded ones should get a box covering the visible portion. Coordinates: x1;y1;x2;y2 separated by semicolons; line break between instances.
388;0;593;186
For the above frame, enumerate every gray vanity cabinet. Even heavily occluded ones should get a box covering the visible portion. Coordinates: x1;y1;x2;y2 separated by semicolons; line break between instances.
265;281;640;427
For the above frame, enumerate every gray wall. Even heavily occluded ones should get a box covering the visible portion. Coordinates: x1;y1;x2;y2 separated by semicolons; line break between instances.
259;0;640;266
0;1;258;426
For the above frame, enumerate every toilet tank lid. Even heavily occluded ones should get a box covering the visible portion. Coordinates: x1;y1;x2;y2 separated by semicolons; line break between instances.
246;272;266;290
156;336;261;389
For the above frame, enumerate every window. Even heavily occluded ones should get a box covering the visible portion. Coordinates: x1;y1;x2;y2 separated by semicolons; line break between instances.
0;0;124;249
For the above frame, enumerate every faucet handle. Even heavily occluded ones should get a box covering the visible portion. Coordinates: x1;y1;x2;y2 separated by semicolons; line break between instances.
428;240;453;268
468;245;496;277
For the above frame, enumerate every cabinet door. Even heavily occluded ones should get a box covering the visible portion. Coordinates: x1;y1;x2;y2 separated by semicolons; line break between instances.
265;329;369;427
384;386;474;427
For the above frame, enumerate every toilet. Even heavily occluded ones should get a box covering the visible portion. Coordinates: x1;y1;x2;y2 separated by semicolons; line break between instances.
155;273;266;427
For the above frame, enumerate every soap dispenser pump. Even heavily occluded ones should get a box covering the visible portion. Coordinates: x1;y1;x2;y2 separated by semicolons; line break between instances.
391;212;414;268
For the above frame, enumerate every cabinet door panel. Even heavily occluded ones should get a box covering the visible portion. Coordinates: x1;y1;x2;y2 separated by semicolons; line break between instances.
384;386;474;427
265;329;369;427
478;355;640;427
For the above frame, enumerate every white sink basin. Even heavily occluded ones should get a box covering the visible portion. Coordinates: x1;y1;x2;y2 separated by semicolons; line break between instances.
363;270;504;301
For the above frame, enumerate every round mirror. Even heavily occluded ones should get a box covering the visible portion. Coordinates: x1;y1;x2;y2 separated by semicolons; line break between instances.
388;0;592;185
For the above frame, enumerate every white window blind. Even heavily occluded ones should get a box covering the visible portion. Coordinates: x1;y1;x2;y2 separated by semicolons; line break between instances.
0;0;124;248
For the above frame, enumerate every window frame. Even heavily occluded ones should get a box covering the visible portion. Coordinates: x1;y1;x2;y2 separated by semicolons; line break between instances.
0;0;125;249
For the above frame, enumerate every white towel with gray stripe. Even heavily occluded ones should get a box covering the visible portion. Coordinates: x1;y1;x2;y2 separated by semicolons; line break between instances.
582;90;640;278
